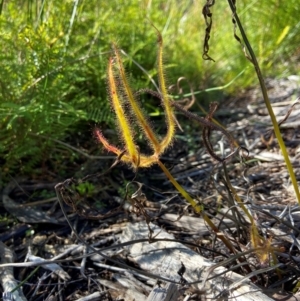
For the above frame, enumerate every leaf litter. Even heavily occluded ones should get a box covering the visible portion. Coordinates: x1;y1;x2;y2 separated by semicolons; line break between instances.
1;78;300;300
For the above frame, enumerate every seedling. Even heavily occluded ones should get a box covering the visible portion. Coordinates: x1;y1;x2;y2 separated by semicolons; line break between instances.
94;32;175;170
72;181;95;198
94;27;252;256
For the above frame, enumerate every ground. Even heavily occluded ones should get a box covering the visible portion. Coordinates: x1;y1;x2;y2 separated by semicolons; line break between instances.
1;77;300;300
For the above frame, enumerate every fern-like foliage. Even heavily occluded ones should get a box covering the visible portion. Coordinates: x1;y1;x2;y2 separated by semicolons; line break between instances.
0;1;153;176
2;1;195;177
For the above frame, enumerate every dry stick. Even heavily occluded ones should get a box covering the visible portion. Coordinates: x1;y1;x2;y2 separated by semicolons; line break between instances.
202;102;219;160
202;102;238;162
222;162;254;223
202;0;216;61
137;89;239;162
261;98;300;145
54;180;183;285
173;99;250;231
169;101;256;274
197;246;281;291
158;159;240;257
171;100;237;162
0;237;227;269
0;240;197;275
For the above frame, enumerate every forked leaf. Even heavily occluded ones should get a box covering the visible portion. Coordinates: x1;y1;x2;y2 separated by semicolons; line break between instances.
112;44;160;153
107;57;139;167
153;26;176;155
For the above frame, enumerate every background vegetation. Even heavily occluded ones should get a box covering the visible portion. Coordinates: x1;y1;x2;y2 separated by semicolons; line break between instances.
0;0;299;179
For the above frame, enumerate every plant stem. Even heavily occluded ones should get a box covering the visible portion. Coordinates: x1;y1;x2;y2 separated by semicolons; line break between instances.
227;0;300;204
222;162;254;223
157;159;237;253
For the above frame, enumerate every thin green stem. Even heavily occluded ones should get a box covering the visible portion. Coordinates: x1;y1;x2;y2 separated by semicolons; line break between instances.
157;159;201;212
222;162;254;223
228;0;300;204
157;159;237;254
